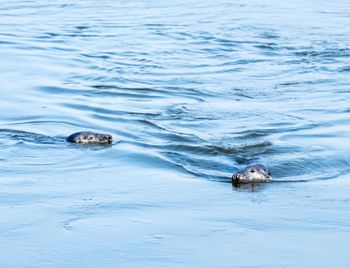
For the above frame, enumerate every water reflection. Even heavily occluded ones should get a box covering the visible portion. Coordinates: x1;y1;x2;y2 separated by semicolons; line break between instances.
232;182;269;193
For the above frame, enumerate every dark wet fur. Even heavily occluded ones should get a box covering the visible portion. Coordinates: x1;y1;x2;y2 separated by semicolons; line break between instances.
232;164;272;184
66;131;112;144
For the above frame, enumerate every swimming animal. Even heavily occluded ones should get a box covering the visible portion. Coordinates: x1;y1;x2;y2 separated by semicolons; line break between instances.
232;164;272;184
66;131;112;144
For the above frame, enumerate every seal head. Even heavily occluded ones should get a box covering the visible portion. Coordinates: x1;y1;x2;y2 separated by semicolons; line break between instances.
232;164;272;184
66;131;112;144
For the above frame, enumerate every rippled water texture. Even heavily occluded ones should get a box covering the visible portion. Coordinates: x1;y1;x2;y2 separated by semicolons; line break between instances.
1;1;350;267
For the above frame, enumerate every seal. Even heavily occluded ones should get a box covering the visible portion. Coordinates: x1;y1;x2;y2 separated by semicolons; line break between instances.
232;164;272;184
66;131;112;144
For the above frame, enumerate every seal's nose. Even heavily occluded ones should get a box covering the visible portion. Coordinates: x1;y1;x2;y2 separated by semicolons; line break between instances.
232;173;241;183
265;172;272;181
105;135;112;143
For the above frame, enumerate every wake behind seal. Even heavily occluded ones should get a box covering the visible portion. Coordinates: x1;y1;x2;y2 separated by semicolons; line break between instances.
66;131;112;144
66;131;272;185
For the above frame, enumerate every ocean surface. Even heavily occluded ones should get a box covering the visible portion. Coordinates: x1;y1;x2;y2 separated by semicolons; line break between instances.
1;0;350;267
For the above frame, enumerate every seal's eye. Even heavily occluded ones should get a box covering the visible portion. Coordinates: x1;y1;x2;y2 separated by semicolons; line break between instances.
250;169;255;173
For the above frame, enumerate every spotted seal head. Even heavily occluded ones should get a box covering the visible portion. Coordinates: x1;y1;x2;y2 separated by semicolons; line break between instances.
66;131;112;144
232;164;272;184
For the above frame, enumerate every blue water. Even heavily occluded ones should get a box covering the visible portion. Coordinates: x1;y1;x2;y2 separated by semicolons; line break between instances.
1;0;350;267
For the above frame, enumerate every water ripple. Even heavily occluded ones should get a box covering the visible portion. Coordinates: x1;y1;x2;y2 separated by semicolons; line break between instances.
1;0;350;184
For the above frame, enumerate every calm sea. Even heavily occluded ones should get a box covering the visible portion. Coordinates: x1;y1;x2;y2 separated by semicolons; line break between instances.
1;1;350;267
